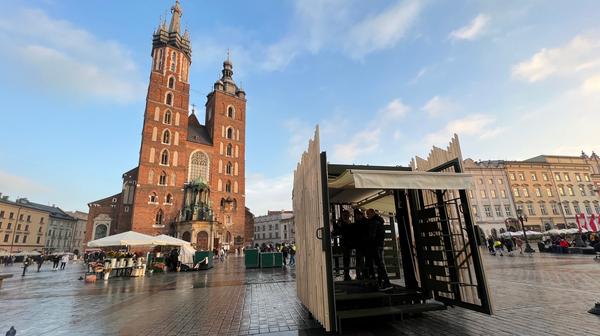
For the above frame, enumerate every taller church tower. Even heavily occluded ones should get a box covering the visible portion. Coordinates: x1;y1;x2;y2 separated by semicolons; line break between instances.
130;0;192;234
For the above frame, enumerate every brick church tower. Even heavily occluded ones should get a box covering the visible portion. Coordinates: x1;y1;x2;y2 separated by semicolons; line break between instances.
86;1;251;250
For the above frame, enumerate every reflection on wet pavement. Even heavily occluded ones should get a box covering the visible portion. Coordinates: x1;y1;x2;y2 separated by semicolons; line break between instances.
1;251;600;335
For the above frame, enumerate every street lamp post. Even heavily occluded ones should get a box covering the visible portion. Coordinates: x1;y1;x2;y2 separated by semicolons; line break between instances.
516;208;535;253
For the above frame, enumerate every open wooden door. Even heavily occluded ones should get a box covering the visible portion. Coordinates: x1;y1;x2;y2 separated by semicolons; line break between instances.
293;127;336;331
410;135;493;314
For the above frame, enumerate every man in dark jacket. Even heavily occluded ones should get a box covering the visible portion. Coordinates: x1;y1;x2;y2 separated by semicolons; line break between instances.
366;209;392;291
336;210;354;281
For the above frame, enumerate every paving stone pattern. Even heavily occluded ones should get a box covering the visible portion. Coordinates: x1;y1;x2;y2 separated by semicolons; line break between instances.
1;251;600;335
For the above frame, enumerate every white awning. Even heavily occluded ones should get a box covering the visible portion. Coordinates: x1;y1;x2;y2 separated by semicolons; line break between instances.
87;231;157;247
154;234;192;247
328;169;474;190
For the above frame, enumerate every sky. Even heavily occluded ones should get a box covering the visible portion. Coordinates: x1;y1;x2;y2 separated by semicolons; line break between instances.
0;0;599;216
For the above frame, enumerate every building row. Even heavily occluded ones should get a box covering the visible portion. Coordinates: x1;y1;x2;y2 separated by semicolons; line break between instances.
0;194;87;254
465;152;600;237
253;211;295;245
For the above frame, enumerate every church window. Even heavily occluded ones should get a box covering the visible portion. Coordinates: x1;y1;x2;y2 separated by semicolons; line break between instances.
165;93;173;106
165;193;173;204
168;76;175;89
164;110;172;124
227;106;235;118
226;144;233;157
188;151;209;182
225;180;232;193
159;171;167;185
218;179;223;191
234;162;238;176
226;127;234;139
154;107;160;121
149;192;158;204
149;148;155;163
234;181;238;193
155;209;163;226
175;112;180;126
156;49;164;70
170;51;176;72
226;162;232;175
152;127;158;141
160;149;169;165
174;131;179;145
148;170;154;184
162;130;170;144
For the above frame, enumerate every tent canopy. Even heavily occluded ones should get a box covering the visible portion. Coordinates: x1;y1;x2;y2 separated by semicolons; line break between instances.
327;169;474;214
179;244;196;265
154;234;191;247
87;231;156;247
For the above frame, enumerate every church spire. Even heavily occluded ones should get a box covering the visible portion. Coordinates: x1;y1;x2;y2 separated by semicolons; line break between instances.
169;0;182;34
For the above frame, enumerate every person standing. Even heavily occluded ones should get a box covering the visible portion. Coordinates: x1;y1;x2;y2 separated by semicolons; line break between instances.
289;243;296;266
36;254;45;272
353;209;368;280
52;255;60;270
60;254;69;270
281;244;289;266
366;209;392;291
22;256;30;277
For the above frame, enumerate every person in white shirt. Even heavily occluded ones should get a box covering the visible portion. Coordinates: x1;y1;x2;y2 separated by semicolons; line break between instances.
60;254;69;270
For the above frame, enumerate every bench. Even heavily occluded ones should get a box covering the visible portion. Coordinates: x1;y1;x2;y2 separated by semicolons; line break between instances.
0;274;13;288
336;302;446;333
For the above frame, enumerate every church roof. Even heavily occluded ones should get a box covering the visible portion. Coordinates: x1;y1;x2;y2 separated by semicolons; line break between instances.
187;114;212;145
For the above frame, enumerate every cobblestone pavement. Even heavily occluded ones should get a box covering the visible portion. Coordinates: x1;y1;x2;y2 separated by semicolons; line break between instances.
1;251;600;335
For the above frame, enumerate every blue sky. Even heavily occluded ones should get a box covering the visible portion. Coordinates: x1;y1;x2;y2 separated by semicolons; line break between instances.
0;0;599;216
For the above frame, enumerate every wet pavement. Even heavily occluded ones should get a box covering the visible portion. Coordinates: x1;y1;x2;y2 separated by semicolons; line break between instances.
1;251;600;335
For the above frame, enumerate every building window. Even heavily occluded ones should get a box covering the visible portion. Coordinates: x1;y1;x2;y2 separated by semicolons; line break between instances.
226;144;233;157
498;178;503;185
513;188;520;197
3;234;8;242
522;188;529;197
480;190;486;198
546;188;553;197
563;203;572;216
579;185;586;196
518;173;525;181
574;203;581;214
226;127;234;139
26;215;31;222
36;236;41;244
165;93;173;106
170;51;176;72
488;178;493;185
585;203;592;215
17;224;21;230
554;173;561;181
509;173;516;181
149;192;158;203
551;203;559;215
14;235;19;243
564;173;570;182
23;235;27;243
494;205;502;217
540;204;547;215
594;203;600;214
531;173;537;181
490;190;497;198
567;186;574;196
19;214;23;221
504;205;512;217
227;106;235;118
584;174;590;182
542;173;549;181
468;190;473;199
166;193;173;204
225;181;232;193
500;190;507;198
0;211;4;218
188;151;209;182
164;110;172;124
161;150;169;165
527;203;535;216
558;186;565;196
25;225;29;231
159;171;167;185
484;205;492;217
9;212;14;219
155;210;163;226
535;188;542;197
226;162;233;175
478;178;483;185
162;130;171;144
575;174;582;182
168;77;175;89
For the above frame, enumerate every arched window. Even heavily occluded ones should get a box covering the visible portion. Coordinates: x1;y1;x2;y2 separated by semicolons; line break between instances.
162;130;170;144
164;110;172;124
149;192;158;203
159;171;167;185
226;127;234;139
168;77;175;89
188;151;209;182
165;193;173;204
94;224;108;240
170;51;176;72
155;209;163;226
165;93;173;106
227;106;235;118
225;180;232;193
226;162;232;175
148;170;154;184
161;149;169;165
226;144;233;157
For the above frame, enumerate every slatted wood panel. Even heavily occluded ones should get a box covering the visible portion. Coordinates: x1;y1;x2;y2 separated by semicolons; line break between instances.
293;127;333;331
409;134;493;314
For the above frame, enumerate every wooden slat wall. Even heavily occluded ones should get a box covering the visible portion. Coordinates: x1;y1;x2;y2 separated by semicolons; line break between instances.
293;127;332;331
409;134;483;307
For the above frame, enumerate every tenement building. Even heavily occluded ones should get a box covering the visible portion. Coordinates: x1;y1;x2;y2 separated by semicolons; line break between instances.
66;211;88;255
86;1;250;250
0;195;49;253
463;159;517;237
253;211;294;246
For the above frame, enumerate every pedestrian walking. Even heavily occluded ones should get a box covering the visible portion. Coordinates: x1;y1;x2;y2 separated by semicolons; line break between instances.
281;244;289;265
37;254;45;272
494;239;504;256
289;244;296;266
487;236;495;255
52;255;60;270
22;256;30;277
366;209;393;291
60;254;69;270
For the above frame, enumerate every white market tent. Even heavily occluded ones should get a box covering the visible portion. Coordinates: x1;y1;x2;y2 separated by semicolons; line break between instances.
328;169;475;214
87;231;157;247
154;234;191;247
179;244;196;265
14;251;41;256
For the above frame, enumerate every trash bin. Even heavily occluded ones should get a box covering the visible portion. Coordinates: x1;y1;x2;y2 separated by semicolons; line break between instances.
194;251;214;270
245;248;259;268
260;252;274;268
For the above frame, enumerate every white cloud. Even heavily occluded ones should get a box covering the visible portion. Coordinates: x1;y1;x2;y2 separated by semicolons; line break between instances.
245;173;293;216
333;128;381;162
381;98;410;120
346;0;424;58
0;8;144;103
0;170;51;199
425;114;503;146
421;96;457;117
450;14;490;41
512;35;600;83
581;74;600;94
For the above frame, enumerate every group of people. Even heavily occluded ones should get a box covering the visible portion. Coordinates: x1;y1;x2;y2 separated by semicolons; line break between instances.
334;208;393;292
254;242;297;266
486;236;526;256
20;254;70;276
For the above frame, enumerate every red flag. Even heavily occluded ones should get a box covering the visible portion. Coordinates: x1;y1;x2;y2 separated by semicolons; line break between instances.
575;213;582;233
590;214;598;232
581;213;589;231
